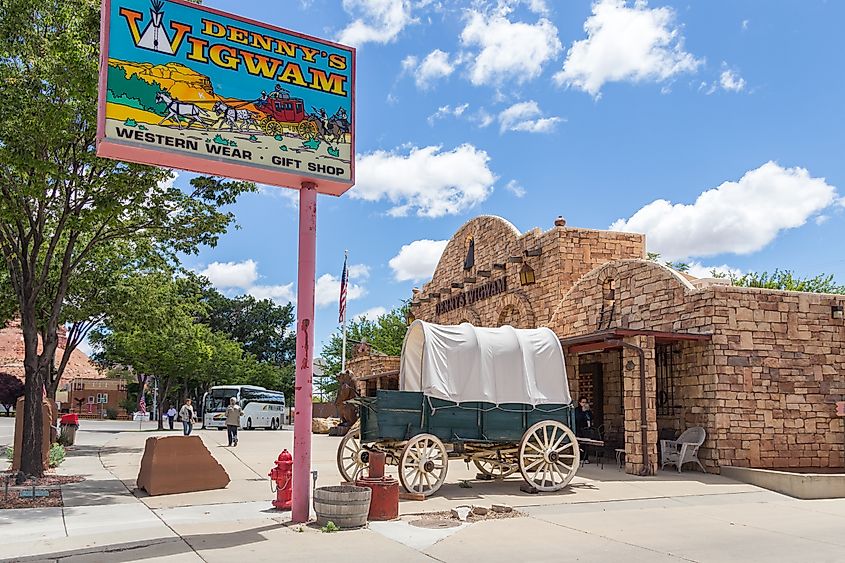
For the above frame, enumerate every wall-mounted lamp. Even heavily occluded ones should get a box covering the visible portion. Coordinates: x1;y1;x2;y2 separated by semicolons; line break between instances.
519;263;536;286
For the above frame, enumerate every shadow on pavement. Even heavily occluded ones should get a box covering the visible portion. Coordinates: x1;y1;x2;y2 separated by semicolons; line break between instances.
7;523;284;562
66;444;141;457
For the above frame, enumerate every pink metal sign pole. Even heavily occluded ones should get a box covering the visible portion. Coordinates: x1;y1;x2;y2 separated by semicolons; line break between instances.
292;182;317;523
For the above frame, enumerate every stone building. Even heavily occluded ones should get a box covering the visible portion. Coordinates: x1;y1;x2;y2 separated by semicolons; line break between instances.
346;342;400;397
402;215;845;475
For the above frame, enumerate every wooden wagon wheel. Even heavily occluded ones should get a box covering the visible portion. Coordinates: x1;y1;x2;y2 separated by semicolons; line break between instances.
336;428;368;482
474;458;517;478
298;119;319;140
264;119;283;136
518;421;580;492
398;434;448;497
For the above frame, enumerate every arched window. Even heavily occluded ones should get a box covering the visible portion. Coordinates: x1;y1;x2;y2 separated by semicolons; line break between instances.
464;236;475;270
497;305;523;328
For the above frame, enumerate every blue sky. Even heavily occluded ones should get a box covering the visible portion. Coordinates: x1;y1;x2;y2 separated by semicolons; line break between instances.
169;0;845;354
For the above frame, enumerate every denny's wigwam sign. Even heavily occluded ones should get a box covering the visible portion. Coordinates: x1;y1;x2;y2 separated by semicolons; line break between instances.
97;0;355;195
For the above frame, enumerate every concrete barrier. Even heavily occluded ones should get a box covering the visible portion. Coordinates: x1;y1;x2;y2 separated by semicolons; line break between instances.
722;466;845;499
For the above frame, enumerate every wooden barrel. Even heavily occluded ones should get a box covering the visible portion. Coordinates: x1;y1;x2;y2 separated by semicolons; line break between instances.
313;485;372;528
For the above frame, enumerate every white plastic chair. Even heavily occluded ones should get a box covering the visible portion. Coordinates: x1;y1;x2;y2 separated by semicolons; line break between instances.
660;427;706;472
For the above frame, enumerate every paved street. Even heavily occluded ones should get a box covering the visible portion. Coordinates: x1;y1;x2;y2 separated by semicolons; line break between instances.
2;417;845;562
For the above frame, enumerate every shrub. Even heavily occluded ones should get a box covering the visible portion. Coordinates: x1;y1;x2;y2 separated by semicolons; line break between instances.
105;407;119;420
4;446;12;461
48;443;65;467
321;521;339;533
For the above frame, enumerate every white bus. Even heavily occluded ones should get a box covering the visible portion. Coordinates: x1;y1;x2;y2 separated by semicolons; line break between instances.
202;385;286;430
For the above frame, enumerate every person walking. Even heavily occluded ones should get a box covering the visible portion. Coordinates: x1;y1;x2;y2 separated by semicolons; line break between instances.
179;399;196;436
225;397;242;447
166;406;177;430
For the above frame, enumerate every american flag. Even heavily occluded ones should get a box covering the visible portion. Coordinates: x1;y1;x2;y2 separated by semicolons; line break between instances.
338;254;348;324
138;394;147;415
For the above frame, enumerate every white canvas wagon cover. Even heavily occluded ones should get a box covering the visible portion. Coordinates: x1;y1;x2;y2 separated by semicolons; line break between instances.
399;321;571;406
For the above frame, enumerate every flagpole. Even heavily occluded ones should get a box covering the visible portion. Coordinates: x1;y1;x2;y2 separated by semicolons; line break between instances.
341;249;348;374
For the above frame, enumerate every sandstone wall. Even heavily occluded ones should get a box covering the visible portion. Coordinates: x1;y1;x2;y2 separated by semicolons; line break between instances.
411;216;644;329
550;259;845;471
347;354;400;396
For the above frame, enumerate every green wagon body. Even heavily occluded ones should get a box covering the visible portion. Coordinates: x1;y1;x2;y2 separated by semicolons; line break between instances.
338;321;582;496
358;389;575;444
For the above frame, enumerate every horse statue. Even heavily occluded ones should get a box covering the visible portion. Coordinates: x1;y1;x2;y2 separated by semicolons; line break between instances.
333;370;359;434
212;101;258;132
155;91;210;130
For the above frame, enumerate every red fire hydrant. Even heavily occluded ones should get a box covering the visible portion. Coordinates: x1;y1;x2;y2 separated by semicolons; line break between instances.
269;449;293;510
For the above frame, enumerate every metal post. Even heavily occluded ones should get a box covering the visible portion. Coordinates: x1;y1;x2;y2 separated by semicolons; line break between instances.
292;182;317;523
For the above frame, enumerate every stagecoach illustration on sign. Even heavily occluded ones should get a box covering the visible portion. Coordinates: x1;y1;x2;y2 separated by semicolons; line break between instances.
111;65;351;144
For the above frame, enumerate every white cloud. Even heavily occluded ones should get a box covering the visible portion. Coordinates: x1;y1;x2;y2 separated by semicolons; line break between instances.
741;19;749;31
248;283;296;305
356;306;388;321
498;100;562;133
406;49;455;89
158;170;179;190
686;262;743;280
315;273;365;308
472;108;495;128
427;103;469;125
389;239;448;282
505;180;526;198
350;144;496;218
401;55;418;72
554;0;702;97
338;0;414;46
200;260;258;289
460;10;562;86
719;68;746;92
348;264;370;279
611;161;840;260
197;259;369;307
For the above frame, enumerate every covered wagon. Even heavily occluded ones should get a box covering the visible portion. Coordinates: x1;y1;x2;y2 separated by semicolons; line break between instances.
337;321;581;496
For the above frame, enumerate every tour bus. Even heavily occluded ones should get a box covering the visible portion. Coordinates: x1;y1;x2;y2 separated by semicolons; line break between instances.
202;385;286;430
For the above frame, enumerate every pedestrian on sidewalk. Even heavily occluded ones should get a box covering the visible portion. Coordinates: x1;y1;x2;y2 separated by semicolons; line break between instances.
179;399;196;436
166;406;177;430
225;397;242;446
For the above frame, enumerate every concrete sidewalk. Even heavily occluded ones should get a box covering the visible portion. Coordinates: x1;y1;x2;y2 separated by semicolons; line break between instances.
3;419;845;562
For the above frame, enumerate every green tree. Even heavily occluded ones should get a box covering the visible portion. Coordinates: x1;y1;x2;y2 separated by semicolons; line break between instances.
0;0;253;475
0;373;25;416
731;270;845;294
319;305;410;399
645;252;689;272
192;275;296;366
